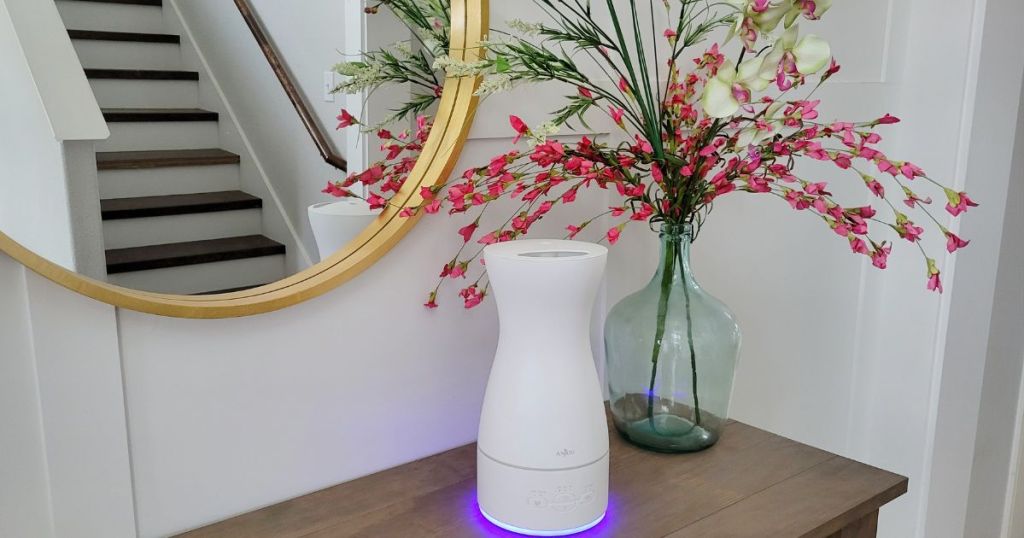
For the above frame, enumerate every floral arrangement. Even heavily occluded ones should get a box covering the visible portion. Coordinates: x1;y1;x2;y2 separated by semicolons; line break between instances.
326;0;446;208
327;0;977;309
331;0;450;123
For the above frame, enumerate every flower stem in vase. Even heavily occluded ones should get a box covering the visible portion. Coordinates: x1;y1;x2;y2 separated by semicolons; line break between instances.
647;238;677;430
679;245;702;427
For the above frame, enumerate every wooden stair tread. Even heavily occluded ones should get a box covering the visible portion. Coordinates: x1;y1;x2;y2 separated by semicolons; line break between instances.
62;0;161;6
101;191;262;220
101;108;217;122
106;235;285;274
97;148;240;170
86;69;198;81
69;29;179;43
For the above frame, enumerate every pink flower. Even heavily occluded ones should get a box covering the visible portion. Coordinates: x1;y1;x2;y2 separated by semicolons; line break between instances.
651;163;664;183
633;135;653;154
900;221;924;242
804;182;829;195
423;199;442;214
606;227;621;245
567;224;583;239
945;231;970;253
867;179;885;197
785;190;810;210
631;203;654;221
849;236;869;255
823;58;841;79
618;76;631;95
358;165;385;185
900;162;924;179
871;244;891;269
663;29;677;42
875;114;901;125
877;159;896;175
335;108;358;129
927;259;943;293
853;206;877;218
609;106;625;128
529;140;566;167
367;193;387;210
578;86;594;99
459;285;485;308
902;191;932;208
424;292;438;309
322;182;352;198
509;115;529;144
458;222;478;243
945;191;979;216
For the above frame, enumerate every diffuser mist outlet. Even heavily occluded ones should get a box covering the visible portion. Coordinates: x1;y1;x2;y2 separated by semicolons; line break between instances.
478;240;609;536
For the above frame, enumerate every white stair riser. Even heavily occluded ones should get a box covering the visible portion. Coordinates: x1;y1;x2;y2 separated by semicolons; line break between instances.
98;121;220;152
56;1;165;34
103;209;262;249
107;255;286;295
99;164;240;199
74;40;182;70
90;79;199;108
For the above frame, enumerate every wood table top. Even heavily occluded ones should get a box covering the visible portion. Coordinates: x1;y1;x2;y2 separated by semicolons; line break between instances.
178;414;907;538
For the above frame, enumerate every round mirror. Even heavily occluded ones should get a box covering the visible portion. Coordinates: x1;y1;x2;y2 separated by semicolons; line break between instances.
0;0;485;317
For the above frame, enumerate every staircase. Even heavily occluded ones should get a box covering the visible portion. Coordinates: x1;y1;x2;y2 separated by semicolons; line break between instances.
56;0;287;295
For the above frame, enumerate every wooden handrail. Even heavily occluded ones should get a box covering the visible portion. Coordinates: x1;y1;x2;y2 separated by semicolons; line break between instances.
233;0;347;172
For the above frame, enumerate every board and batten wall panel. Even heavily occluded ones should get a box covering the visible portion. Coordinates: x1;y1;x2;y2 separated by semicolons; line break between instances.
2;0;1023;537
0;256;55;538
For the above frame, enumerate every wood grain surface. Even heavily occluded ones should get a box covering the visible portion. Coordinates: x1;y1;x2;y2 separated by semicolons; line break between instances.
178;413;907;538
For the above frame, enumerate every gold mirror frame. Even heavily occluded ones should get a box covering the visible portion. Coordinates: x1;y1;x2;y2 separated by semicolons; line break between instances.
0;0;486;319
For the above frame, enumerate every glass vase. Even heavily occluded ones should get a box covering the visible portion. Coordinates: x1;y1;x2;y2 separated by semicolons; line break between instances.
605;224;741;452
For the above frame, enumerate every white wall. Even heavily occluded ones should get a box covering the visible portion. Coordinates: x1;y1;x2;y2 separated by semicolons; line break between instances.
0;253;136;537
2;0;1023;537
0;0;107;278
963;73;1024;536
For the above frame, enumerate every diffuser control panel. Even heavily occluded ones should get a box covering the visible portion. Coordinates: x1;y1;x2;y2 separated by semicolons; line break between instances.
525;484;596;513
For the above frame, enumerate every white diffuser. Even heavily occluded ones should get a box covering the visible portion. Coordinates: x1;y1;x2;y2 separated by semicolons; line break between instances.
307;200;380;262
478;239;609;536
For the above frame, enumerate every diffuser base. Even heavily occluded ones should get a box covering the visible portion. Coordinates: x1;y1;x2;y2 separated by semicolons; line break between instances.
477;448;608;536
480;506;605;536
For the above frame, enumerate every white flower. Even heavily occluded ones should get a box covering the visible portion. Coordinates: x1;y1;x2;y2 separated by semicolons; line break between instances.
526;120;560;146
701;58;772;118
332;60;386;94
393;40;413;58
759;25;831;79
506;18;543;36
433;55;489;77
475;73;513;97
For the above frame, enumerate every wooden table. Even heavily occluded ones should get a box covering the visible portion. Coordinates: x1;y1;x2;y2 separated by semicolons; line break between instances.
179;414;907;537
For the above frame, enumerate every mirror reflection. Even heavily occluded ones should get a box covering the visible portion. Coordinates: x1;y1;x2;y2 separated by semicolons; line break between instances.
0;0;448;295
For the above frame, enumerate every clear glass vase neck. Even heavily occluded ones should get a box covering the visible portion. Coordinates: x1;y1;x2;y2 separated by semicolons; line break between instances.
649;226;697;290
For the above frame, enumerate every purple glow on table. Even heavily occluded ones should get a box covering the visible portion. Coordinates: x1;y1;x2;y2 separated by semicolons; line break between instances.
466;489;617;537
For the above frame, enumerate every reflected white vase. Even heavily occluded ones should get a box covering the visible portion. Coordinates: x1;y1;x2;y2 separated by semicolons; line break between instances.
307;201;380;262
477;239;609;536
